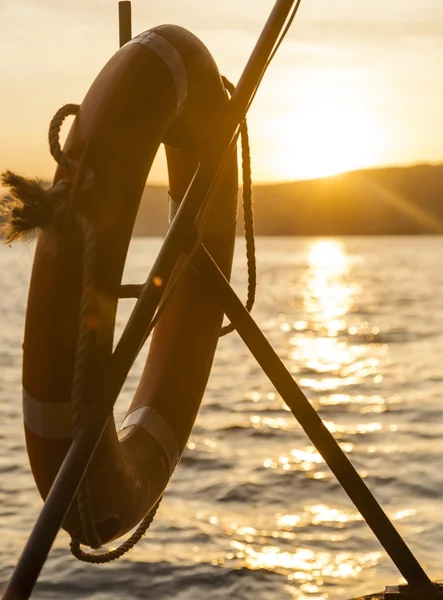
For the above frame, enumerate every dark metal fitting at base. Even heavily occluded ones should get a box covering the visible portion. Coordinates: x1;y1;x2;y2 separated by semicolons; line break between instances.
384;583;443;599
353;582;443;600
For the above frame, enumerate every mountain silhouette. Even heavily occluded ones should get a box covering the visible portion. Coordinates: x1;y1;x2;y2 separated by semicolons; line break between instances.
136;164;443;236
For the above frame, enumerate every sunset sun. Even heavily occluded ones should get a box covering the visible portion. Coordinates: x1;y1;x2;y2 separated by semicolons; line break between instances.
267;76;382;181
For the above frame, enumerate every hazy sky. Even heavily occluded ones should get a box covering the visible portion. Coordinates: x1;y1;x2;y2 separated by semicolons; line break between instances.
1;0;443;182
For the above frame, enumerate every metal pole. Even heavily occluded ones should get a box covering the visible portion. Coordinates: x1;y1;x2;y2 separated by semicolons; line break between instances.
119;1;132;47
3;3;300;599
191;245;435;594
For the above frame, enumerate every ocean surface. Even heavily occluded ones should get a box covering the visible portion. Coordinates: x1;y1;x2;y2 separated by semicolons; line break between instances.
1;236;442;600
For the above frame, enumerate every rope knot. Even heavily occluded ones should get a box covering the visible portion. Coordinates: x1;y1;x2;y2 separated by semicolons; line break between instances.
1;171;71;242
1;102;96;244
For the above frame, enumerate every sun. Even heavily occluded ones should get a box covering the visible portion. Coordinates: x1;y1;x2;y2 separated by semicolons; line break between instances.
265;73;382;181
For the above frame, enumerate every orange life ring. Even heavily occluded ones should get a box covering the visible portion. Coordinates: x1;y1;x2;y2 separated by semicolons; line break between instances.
22;25;238;546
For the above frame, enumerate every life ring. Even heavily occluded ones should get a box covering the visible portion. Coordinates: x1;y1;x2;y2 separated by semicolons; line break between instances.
22;25;238;547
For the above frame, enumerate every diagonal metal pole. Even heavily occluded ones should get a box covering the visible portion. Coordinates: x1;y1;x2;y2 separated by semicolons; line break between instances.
3;3;302;599
191;244;436;594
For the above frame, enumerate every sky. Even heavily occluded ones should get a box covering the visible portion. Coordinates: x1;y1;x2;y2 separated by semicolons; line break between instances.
1;0;443;183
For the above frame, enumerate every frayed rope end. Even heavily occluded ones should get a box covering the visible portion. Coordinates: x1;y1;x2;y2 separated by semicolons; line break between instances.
1;170;68;243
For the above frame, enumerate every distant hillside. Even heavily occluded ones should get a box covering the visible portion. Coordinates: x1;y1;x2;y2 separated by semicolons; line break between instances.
135;163;443;236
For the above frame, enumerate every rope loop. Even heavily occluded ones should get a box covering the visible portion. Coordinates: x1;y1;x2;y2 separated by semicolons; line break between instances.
48;103;81;175
70;498;162;563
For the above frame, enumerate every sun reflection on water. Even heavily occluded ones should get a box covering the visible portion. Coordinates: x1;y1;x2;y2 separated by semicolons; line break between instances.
212;511;384;599
283;240;389;401
221;518;382;598
302;240;355;330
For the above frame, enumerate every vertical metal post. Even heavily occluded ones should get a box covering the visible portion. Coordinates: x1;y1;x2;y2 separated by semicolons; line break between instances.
119;1;132;47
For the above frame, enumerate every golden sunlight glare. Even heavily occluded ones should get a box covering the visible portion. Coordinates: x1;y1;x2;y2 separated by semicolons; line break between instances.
268;74;382;180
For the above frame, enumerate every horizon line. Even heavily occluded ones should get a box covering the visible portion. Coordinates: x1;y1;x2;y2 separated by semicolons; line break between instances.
145;159;443;187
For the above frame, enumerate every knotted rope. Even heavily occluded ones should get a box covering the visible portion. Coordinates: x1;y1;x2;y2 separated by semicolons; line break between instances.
0;104;80;242
0;172;70;243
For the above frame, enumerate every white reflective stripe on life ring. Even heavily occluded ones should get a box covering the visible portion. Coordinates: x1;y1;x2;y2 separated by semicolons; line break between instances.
118;406;180;476
23;388;72;439
125;31;188;114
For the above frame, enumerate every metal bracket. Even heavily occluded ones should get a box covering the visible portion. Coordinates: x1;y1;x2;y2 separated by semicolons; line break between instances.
351;582;443;599
384;583;443;599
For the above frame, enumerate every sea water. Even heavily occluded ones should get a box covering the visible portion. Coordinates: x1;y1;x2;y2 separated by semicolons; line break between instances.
0;236;442;600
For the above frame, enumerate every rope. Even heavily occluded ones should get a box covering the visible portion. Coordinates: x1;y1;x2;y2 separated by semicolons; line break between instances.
70;498;162;563
0;173;70;242
0;105;83;243
220;77;256;336
69;211;101;550
48;103;94;188
48;104;80;175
